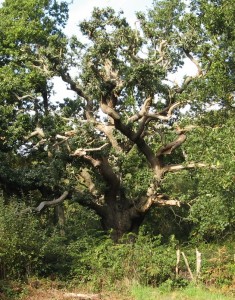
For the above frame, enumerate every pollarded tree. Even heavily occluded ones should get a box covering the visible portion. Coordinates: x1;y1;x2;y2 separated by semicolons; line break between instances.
0;0;234;240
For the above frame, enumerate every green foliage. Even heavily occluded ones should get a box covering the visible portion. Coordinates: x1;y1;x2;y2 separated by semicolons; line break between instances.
0;194;45;279
196;242;235;288
68;231;178;289
131;284;235;300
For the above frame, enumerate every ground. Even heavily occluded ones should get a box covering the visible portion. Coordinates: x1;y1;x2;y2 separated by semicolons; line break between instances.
23;288;130;300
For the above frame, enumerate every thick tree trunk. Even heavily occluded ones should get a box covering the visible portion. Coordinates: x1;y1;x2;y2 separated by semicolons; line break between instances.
54;205;65;236
100;203;145;242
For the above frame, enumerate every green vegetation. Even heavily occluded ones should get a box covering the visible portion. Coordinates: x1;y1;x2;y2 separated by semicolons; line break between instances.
131;284;235;300
0;0;234;299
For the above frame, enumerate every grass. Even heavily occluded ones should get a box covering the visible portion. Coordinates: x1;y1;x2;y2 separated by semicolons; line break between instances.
131;284;235;300
2;279;234;300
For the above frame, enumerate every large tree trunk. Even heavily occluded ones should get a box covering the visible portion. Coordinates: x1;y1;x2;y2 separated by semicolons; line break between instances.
99;201;145;242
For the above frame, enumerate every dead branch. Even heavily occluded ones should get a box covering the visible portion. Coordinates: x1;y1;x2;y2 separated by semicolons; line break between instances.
176;249;181;277
60;72;90;101
196;248;202;278
138;192;181;213
155;39;168;65
34;191;69;212
25;127;45;140
13;93;35;101
144;102;182;122
33;138;47;149
22;191;69;214
163;162;217;173
71;143;109;156
181;251;194;281
65;130;77;136
174;50;203;94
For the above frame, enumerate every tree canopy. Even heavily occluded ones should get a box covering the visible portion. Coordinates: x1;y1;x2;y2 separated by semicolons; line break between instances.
0;0;234;241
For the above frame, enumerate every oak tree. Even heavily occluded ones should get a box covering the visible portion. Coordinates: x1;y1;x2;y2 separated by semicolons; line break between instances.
0;0;234;240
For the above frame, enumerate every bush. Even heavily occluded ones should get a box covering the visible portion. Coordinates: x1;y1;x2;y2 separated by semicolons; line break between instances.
68;230;178;289
0;195;45;279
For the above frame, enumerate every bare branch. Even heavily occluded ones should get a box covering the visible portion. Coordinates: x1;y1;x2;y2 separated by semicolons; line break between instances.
64;292;100;299
25;127;45;140
22;191;69;214
155;40;168;65
138;193;181;213
174;49;203;94
163;162;217;173
71;143;109;156
13;93;35;101
145;102;182;122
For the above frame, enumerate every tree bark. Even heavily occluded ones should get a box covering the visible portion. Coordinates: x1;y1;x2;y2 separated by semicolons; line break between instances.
100;203;145;242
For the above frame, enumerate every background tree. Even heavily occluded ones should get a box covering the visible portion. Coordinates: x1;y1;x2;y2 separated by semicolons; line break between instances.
0;0;234;241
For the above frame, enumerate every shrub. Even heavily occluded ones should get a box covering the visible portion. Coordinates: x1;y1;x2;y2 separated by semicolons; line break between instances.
0;195;45;279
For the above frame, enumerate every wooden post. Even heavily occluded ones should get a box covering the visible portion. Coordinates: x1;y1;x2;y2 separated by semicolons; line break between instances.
196;248;202;279
181;251;194;281
176;249;180;277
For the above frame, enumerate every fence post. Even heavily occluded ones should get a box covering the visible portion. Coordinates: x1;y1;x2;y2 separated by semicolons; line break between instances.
176;249;180;277
196;248;202;279
181;251;194;281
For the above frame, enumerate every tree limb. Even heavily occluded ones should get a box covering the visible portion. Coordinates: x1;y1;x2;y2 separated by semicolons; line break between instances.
163;162;217;173
128;97;152;123
184;48;203;76
156;132;187;156
138;193;181;213
22;191;69;213
25;127;45;140
71;143;109;156
174;49;203;94
60;72;90;101
143;102;182;122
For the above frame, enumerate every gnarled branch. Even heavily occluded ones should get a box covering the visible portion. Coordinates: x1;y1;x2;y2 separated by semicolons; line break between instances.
156;132;187;156
138;193;181;213
22;191;69;214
